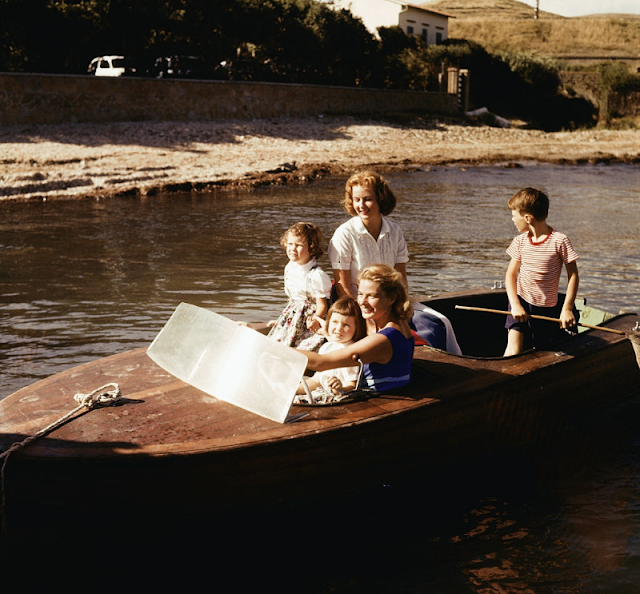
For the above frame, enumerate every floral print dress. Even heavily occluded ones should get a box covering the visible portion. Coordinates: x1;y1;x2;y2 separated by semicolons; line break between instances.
268;258;331;352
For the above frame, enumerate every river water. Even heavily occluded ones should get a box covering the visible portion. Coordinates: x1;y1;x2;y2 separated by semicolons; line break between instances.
1;163;640;591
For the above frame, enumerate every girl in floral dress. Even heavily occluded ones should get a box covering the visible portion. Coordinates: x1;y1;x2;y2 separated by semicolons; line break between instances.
267;222;331;351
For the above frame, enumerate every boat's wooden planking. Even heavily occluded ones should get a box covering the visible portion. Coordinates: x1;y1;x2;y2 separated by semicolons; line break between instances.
0;346;431;459
1;308;637;463
0;303;638;511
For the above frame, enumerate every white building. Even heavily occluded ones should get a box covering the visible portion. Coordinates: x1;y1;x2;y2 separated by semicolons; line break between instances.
333;0;452;44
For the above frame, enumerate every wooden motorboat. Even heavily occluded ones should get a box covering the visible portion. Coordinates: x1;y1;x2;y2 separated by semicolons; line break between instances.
1;289;639;517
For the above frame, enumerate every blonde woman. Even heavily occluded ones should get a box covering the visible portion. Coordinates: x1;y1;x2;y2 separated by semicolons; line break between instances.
299;265;414;392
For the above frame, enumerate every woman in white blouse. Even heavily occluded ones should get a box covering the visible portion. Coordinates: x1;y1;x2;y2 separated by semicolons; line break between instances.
328;170;409;299
328;170;462;354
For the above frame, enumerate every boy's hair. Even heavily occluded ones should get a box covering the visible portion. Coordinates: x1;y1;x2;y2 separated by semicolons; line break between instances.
326;296;367;342
343;170;397;217
508;187;549;221
358;264;412;321
280;222;323;258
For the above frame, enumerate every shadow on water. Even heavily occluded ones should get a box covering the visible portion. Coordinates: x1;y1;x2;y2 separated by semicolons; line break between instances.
3;392;640;593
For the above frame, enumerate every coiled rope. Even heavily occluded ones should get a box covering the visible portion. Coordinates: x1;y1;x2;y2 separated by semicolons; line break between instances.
0;382;122;533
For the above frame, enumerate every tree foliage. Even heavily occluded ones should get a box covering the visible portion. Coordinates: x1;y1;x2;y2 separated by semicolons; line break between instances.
0;0;597;128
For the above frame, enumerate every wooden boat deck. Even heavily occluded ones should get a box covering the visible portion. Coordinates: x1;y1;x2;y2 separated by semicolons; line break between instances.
1;289;637;463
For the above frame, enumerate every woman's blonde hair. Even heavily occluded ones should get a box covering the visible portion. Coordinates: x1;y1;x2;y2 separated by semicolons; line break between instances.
280;222;323;258
326;296;367;342
343;170;397;217
358;264;412;321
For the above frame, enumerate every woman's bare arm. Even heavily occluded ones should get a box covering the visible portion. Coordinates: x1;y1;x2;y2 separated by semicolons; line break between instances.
394;262;408;289
298;332;393;372
332;269;354;299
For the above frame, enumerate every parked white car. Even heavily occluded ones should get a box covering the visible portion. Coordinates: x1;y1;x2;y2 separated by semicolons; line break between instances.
87;56;136;77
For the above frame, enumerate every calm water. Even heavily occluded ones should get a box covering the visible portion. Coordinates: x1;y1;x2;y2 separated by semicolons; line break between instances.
1;163;640;591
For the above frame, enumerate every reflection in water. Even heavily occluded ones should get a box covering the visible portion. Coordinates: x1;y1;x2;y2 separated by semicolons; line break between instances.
1;163;639;592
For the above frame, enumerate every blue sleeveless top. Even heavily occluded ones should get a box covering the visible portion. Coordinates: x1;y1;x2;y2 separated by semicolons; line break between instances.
363;327;414;392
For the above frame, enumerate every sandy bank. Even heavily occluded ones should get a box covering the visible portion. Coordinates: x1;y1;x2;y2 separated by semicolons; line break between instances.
2;116;640;201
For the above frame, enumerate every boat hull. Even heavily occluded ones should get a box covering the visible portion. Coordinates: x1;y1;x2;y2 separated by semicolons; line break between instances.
1;290;639;515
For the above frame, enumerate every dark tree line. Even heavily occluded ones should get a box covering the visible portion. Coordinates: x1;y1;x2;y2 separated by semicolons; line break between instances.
0;0;380;85
0;0;596;129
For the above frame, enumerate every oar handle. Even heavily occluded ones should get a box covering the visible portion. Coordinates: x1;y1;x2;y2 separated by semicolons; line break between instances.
454;305;626;335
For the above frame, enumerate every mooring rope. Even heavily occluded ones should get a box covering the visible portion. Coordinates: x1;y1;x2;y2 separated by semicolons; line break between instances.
0;382;122;534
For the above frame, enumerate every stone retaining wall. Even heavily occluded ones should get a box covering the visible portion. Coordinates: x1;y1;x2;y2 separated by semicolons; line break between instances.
0;73;459;126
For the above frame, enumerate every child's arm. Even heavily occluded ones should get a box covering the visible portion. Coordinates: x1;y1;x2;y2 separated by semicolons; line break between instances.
324;376;356;395
560;261;579;328
307;296;328;333
315;296;328;320
505;257;527;321
296;376;320;395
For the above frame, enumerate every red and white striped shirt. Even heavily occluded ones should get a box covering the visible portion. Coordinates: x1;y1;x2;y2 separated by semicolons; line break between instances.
507;228;579;307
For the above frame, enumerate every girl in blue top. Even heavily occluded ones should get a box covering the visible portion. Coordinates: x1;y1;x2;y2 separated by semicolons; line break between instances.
299;264;414;392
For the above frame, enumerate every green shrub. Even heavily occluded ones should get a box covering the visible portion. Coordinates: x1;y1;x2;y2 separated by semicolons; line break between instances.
599;62;640;94
497;51;561;96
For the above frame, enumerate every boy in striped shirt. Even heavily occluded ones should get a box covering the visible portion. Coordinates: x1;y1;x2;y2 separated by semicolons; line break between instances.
504;187;580;356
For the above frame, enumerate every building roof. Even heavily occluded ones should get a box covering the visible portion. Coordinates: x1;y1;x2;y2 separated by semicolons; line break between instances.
399;1;456;18
325;1;455;20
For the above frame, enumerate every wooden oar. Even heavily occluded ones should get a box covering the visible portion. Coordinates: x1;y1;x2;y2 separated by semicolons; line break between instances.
454;305;627;335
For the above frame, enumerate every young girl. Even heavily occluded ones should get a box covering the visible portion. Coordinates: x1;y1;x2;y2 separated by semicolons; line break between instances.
295;297;367;402
268;222;332;351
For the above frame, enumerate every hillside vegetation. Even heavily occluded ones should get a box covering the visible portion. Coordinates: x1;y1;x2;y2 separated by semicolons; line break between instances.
1;0;636;129
423;0;560;20
423;0;640;57
450;17;640;57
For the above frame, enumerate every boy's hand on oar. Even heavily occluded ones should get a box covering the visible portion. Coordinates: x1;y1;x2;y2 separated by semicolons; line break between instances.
511;303;528;322
559;308;576;329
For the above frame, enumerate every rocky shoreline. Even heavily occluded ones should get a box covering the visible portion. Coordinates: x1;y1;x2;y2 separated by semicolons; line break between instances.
2;116;640;201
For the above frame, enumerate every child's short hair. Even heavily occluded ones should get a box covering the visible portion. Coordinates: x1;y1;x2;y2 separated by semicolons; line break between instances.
326;296;367;342
359;264;412;321
280;222;323;258
508;187;549;221
343;170;397;217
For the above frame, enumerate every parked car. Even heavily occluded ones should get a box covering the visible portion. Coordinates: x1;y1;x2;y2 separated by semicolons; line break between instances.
147;55;213;79
87;56;137;77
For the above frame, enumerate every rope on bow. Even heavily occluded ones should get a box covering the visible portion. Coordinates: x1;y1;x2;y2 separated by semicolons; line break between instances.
0;382;122;533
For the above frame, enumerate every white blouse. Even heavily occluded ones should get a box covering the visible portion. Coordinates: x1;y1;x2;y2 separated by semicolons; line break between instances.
284;258;332;300
328;216;409;295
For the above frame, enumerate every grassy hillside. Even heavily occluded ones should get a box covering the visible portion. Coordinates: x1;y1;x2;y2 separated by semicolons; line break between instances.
449;18;640;56
422;0;561;20
422;0;640;20
422;0;640;57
